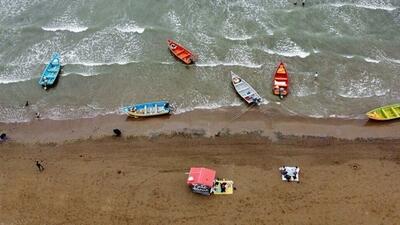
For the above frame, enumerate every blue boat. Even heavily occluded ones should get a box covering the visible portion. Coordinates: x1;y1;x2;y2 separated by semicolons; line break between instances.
121;101;172;118
38;53;61;90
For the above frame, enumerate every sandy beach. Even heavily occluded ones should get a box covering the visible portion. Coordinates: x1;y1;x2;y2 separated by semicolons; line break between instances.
1;108;400;225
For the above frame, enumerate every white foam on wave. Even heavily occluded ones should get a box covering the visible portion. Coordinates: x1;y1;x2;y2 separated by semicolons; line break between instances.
385;58;400;64
116;23;145;34
264;48;310;58
330;3;396;11
66;61;133;67
225;35;252;41
62;72;101;77
43;105;119;121
342;55;355;59
263;38;310;58
364;57;380;63
338;75;389;98
0;77;32;84
196;62;262;69
174;101;245;115
42;26;88;33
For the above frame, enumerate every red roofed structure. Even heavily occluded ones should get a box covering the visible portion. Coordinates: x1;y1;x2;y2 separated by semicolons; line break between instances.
187;167;216;195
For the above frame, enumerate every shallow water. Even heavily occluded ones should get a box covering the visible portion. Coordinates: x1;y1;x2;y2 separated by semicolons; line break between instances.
0;0;400;122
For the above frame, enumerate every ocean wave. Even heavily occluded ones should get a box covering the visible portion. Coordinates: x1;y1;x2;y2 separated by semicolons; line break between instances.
62;72;101;77
174;102;243;115
330;3;396;11
342;55;355;59
116;23;145;34
337;76;389;98
66;61;133;67
385;57;400;64
41;26;88;33
196;62;262;68
364;57;380;63
263;38;310;58
263;47;310;58
0;77;32;84
224;35;252;41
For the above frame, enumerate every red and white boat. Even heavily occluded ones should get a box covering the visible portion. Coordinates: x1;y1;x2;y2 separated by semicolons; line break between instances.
273;62;289;99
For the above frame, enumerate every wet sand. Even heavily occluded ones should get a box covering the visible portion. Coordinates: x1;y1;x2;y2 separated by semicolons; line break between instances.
1;108;400;225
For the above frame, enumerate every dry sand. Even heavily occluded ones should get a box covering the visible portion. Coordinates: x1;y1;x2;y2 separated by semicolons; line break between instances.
1;108;400;225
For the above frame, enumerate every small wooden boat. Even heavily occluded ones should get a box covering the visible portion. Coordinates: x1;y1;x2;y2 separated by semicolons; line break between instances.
167;39;196;64
273;62;289;99
366;103;400;121
231;71;262;105
121;101;172;118
38;53;61;90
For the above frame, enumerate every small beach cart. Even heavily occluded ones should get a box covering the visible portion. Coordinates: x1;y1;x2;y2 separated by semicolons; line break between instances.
187;167;234;196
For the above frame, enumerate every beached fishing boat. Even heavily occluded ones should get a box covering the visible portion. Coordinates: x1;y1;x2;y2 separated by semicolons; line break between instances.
121;101;172;118
273;62;289;99
366;103;400;121
167;39;196;64
38;53;61;90
231;71;262;105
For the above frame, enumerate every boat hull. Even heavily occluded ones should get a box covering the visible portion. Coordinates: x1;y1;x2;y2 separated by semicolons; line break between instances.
231;72;262;105
366;103;400;120
38;53;61;89
167;39;195;65
273;62;289;99
122;101;172;118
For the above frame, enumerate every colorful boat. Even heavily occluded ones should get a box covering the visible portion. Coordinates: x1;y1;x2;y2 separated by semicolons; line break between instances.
366;103;400;121
167;39;196;64
231;71;262;105
38;53;61;90
273;62;289;99
121;101;172;118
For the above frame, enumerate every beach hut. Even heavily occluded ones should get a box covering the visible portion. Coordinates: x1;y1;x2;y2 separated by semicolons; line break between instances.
187;167;216;195
187;167;235;195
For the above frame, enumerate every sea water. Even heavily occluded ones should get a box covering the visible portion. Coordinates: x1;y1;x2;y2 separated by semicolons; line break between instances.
0;0;399;122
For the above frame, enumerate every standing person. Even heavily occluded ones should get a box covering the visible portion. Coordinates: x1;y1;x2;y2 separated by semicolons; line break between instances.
113;128;122;137
0;133;6;142
36;161;44;172
314;72;319;79
25;101;29;107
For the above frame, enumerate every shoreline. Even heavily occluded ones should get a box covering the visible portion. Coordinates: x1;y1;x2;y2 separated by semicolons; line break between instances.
1;106;399;144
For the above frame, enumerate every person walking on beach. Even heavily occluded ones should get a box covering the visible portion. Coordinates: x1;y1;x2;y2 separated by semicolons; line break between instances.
36;161;44;172
25;101;29;107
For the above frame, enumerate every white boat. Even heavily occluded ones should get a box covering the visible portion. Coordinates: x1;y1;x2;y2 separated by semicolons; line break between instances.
231;72;262;105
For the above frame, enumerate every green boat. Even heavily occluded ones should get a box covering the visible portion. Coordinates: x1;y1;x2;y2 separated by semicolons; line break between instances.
366;103;400;121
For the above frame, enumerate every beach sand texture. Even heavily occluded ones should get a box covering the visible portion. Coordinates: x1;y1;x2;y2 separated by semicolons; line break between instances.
1;109;400;225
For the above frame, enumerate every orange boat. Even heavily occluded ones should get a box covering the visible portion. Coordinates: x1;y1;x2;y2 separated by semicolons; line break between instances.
167;39;196;64
273;62;289;99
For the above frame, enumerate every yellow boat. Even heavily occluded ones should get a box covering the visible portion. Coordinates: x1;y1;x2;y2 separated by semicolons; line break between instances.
366;103;400;121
